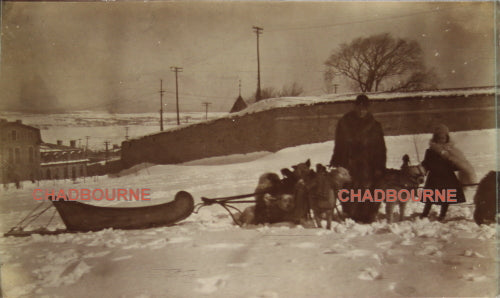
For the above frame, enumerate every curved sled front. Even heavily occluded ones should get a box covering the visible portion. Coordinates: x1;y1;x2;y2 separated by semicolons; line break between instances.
50;191;194;232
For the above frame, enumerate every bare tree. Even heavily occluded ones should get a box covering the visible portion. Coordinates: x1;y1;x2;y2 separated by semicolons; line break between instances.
388;68;439;92
250;82;304;102
323;68;336;93
324;33;437;93
278;82;304;97
260;87;278;100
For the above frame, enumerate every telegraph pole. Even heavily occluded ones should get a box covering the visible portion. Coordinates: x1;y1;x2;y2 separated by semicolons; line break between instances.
333;83;339;94
202;102;212;120
253;26;263;101
125;126;129;140
85;136;90;152
159;79;166;131
104;140;110;162
170;66;183;125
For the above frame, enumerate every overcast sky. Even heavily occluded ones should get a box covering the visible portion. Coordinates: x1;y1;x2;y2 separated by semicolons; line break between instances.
0;1;495;113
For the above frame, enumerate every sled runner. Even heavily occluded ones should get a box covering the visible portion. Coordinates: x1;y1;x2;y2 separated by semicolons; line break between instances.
4;191;194;236
194;192;258;226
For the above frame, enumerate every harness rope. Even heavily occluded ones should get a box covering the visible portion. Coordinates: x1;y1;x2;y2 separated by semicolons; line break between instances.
7;202;56;234
21;204;54;228
45;208;58;229
193;191;263;226
413;135;421;164
11;201;45;229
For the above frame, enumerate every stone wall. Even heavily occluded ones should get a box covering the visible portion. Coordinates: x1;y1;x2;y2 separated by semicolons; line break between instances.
121;93;495;168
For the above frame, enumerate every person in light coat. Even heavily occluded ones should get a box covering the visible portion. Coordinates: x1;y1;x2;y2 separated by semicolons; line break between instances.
420;124;472;221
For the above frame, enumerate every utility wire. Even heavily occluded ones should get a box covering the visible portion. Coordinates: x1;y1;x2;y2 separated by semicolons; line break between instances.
266;7;451;32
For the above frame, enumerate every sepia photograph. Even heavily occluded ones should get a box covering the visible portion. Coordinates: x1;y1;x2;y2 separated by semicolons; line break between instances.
0;1;497;297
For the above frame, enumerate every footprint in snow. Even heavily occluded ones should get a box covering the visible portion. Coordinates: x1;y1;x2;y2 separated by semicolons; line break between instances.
204;243;244;249
249;291;279;298
195;274;229;294
123;242;142;250
5;283;37;297
291;242;317;249
112;255;132;262
227;263;249;268
389;282;417;295
463;250;485;258
375;241;393;250
323;243;353;255
83;251;111;258
399;238;416;246
315;229;334;236
358;267;382;281
462;273;488;282
442;257;462;266
344;249;373;259
415;245;442;257
146;239;168;249
167;237;192;244
381;252;404;265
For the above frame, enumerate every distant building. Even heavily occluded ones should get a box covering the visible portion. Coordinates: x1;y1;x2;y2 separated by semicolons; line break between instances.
0;119;42;184
40;140;88;180
230;95;247;113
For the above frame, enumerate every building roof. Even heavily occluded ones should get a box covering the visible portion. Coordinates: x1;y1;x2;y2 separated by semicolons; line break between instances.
40;143;83;153
0;119;42;143
0;119;39;131
229;95;248;113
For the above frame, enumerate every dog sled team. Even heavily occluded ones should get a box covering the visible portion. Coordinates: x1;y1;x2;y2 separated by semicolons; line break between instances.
238;94;498;227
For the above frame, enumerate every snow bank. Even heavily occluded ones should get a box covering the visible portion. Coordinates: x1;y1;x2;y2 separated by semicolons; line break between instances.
0;128;497;297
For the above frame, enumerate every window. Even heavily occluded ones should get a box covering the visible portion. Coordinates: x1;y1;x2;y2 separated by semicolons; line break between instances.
29;147;34;163
8;148;13;163
11;130;16;141
46;169;51;179
15;148;20;163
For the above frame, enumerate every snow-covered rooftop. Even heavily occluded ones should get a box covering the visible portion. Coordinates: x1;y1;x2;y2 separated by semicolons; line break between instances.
40;159;89;166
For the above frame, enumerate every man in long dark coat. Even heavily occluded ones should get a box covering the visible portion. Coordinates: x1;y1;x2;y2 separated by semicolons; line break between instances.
329;94;386;223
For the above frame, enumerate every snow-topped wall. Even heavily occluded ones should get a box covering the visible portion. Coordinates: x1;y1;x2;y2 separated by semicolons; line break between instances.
121;87;496;168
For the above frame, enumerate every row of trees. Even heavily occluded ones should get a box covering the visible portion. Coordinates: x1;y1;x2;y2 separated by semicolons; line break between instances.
251;33;437;103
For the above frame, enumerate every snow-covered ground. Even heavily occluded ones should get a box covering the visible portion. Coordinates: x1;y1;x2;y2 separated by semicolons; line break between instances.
0;129;498;297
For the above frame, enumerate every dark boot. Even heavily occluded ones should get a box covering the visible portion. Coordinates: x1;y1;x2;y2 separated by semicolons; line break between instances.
438;204;449;221
420;202;432;218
